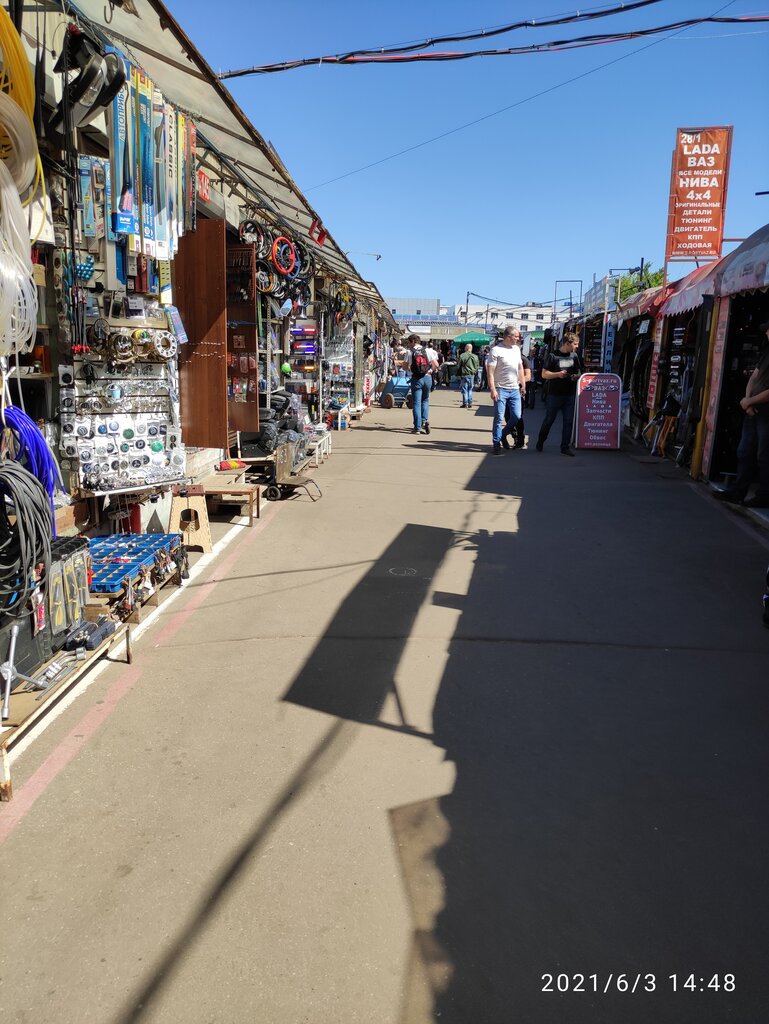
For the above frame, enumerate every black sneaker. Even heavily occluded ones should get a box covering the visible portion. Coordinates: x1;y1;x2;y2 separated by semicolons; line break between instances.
500;432;510;450
535;441;544;452
422;422;430;434
561;448;575;457
743;495;769;509
492;446;504;456
411;428;420;434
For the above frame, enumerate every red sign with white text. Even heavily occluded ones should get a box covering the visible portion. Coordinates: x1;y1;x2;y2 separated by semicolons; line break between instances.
665;126;732;262
197;168;211;203
575;373;622;450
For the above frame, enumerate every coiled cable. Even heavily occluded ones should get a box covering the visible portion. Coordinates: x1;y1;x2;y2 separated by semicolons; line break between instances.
3;403;61;527
0;157;38;354
0;7;44;205
0;459;51;617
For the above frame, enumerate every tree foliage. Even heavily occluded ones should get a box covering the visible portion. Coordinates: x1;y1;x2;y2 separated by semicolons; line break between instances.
618;263;665;302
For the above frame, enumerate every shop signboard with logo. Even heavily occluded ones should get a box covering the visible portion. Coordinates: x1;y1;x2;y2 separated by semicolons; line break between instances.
665;126;732;262
575;373;622;449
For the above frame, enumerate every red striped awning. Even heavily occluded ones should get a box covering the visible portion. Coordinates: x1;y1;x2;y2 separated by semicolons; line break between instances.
659;259;723;318
715;222;769;296
616;286;665;324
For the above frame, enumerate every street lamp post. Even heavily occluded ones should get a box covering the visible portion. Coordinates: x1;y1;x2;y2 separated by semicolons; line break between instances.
553;279;583;331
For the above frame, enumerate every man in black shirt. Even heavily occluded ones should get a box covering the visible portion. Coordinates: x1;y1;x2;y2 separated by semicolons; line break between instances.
535;333;584;456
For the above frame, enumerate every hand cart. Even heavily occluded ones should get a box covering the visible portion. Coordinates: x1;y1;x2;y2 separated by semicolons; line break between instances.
380;370;413;409
246;442;322;502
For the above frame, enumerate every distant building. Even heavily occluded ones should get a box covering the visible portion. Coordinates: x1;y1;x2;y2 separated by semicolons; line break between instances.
383;296;573;350
384;297;441;318
452;301;571;334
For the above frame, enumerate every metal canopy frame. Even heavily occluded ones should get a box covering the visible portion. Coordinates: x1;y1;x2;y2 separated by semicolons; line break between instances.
37;0;395;328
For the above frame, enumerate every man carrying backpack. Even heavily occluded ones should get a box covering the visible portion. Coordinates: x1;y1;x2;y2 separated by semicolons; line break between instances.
408;335;439;434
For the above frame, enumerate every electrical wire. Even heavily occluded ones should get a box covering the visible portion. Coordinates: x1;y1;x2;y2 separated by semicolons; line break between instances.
0;5;36;119
220;0;667;78
0;459;52;617
219;12;769;76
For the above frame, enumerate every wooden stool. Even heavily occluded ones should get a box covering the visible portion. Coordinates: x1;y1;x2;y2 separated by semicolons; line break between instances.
168;493;213;553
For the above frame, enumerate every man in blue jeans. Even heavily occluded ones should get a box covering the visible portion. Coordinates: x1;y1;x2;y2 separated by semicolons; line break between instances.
536;333;584;456
407;336;439;435
487;327;526;455
458;343;480;408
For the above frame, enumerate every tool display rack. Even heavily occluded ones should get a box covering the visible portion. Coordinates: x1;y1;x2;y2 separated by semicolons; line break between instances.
58;317;186;496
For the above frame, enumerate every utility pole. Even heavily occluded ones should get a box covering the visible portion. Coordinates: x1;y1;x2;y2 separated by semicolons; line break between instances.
465;291;470;328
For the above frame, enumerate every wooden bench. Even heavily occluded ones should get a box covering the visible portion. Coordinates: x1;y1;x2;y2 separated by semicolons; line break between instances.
201;470;261;527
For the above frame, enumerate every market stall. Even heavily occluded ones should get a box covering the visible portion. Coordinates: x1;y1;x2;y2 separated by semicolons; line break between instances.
699;223;769;484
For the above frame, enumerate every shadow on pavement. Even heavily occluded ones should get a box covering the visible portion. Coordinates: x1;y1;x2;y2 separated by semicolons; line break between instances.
112;525;454;1024
115;441;769;1024
413;524;769;1024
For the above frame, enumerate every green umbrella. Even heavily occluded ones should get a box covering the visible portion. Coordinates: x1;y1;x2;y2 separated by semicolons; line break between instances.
453;330;493;348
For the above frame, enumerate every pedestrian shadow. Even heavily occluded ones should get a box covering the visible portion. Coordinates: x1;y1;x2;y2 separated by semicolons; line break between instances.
391;525;769;1024
110;525;454;1024
410;440;495;455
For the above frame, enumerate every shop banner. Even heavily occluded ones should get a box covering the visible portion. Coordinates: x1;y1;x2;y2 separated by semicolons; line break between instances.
165;103;178;255
178;112;187;238
197;168;211;203
153;90;169;260
646;318;664;409
137;71;156;258
186;119;197;234
701;298;731;478
108;51;140;237
665;126;732;262
575;373;622;449
603;316;616;371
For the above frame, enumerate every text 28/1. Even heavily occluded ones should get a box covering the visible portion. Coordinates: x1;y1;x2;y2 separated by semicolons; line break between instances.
541;974;735;994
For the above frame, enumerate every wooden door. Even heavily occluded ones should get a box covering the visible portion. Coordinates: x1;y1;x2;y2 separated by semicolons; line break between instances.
175;218;228;448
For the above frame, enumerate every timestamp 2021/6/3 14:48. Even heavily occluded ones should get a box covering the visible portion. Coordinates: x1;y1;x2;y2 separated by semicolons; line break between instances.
541;973;736;994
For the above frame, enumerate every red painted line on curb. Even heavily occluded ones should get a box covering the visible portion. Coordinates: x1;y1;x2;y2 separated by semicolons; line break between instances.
0;502;282;843
0;665;143;845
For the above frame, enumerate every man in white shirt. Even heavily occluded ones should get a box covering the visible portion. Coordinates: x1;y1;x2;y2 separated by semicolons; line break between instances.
487;327;526;455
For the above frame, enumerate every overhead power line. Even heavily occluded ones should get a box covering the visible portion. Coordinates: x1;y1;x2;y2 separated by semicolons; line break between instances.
305;0;742;191
219;0;666;79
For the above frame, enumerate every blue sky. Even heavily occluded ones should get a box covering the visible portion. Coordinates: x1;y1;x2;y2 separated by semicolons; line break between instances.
165;0;769;307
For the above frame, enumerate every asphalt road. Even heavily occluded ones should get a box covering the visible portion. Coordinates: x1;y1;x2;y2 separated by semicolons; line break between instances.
2;387;769;1024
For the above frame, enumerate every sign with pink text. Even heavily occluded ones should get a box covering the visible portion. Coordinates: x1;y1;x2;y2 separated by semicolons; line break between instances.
575;373;622;450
